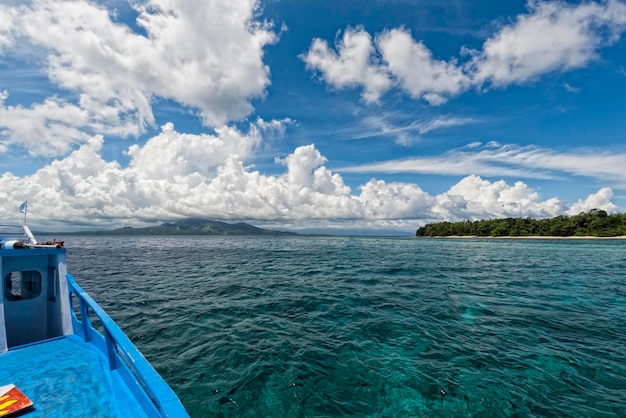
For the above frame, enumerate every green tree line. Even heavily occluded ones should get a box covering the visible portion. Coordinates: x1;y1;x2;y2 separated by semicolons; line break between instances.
415;209;626;237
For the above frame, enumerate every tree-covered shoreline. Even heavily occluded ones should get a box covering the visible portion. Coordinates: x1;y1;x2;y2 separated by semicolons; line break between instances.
416;209;626;237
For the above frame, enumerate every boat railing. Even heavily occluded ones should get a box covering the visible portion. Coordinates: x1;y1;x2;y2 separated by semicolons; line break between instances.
66;274;188;418
0;224;31;243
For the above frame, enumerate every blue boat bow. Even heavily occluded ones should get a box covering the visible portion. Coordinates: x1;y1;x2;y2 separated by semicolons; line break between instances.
0;225;188;417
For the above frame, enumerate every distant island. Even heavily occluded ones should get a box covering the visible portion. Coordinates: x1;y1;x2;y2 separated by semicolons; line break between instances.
416;209;626;237
70;219;297;236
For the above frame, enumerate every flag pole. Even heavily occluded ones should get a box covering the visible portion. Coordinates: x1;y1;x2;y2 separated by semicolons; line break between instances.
19;200;28;226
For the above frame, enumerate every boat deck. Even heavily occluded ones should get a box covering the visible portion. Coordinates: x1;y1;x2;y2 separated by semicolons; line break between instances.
0;335;147;417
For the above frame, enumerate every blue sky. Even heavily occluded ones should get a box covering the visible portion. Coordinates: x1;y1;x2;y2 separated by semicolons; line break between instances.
1;0;625;233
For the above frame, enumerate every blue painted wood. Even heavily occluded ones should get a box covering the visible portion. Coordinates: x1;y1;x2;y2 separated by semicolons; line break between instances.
0;336;147;417
66;274;188;417
79;297;91;342
105;328;117;371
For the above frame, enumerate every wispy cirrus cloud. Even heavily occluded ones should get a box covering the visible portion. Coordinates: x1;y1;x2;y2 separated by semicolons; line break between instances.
346;114;476;146
338;142;626;185
563;82;581;93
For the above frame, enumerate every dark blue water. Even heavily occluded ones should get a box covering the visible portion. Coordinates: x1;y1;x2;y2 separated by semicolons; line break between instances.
62;236;626;417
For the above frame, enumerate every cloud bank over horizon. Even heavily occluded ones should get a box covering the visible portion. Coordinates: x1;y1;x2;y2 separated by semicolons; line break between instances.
0;123;616;232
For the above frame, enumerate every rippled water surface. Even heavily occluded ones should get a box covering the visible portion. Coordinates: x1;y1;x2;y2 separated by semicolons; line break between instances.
61;236;626;417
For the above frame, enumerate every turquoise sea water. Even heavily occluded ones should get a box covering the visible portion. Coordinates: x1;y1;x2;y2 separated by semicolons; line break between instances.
62;236;626;417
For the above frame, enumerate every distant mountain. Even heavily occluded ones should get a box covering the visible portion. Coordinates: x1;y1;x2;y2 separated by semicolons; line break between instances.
73;219;297;236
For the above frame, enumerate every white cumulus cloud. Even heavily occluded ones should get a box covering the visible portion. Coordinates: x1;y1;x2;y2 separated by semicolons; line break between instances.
0;128;615;232
0;0;277;157
433;175;565;220
126;122;262;180
301;27;393;103
567;187;617;215
302;0;626;103
376;28;470;105
469;0;626;86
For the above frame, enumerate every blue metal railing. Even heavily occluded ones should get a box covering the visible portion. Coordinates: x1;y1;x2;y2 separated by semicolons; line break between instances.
66;274;188;417
0;224;28;242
